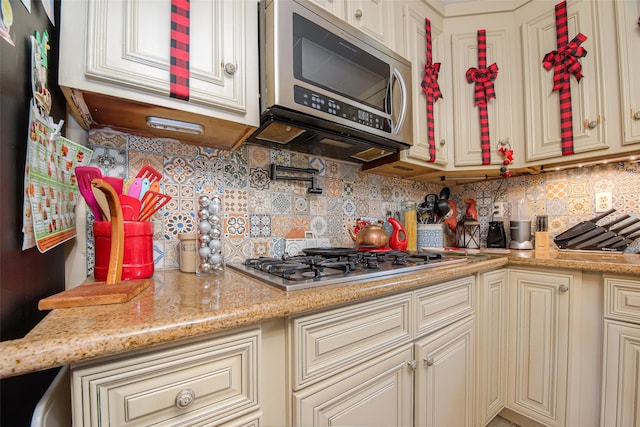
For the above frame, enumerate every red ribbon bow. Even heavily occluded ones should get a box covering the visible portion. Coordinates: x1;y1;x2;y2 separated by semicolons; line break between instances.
421;61;443;101
542;33;587;92
465;63;498;106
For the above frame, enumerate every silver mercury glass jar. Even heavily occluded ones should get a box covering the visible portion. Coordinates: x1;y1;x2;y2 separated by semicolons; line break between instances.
196;195;224;276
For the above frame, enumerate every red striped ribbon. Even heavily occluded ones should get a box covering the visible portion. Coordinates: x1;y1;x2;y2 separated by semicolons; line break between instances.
170;0;190;100
542;1;587;156
421;18;442;163
465;30;497;165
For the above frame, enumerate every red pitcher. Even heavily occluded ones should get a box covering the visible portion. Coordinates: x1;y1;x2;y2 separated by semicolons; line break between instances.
387;217;408;251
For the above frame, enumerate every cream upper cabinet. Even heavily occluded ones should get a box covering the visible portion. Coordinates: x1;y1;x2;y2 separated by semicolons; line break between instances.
477;269;509;426
614;0;640;147
307;0;395;49
517;0;610;163
59;0;259;150
447;13;520;169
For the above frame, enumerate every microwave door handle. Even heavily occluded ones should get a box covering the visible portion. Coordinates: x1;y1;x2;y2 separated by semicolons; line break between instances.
389;67;408;135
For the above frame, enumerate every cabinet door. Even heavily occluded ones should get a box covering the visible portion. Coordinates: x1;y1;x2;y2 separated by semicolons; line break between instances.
86;0;250;114
601;320;640;427
478;269;508;425
614;0;640;147
449;16;517;167
415;316;476;427
397;1;449;168
292;345;414;427
518;0;608;161
507;269;572;427
345;0;395;49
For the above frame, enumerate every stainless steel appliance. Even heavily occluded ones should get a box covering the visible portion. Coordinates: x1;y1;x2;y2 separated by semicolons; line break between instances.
249;0;413;163
228;248;468;291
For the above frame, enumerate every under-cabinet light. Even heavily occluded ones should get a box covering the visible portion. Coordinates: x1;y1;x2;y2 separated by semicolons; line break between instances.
146;117;203;135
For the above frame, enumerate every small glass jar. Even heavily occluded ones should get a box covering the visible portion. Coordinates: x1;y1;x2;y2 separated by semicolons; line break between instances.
196;195;224;276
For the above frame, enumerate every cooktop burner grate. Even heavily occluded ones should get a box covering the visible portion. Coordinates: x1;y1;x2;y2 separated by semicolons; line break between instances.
228;249;469;291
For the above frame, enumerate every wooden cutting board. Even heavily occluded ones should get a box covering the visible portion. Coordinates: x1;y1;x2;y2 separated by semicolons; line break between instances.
38;279;152;310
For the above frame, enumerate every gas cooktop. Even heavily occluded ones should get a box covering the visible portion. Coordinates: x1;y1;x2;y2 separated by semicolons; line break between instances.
227;248;469;291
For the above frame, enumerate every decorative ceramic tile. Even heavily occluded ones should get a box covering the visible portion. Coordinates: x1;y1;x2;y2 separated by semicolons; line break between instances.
164;140;198;157
271;215;292;238
326;178;342;197
247;144;270;168
270;149;291;166
89;129;127;148
162;239;180;270
617;194;640;213
272;237;286;257
128;151;163;179
310;197;326;216
88;145;127;178
224;162;249;189
250;238;272;258
355;199;370;218
153;241;167;270
249;214;271;238
225;213;248;239
284;215;310;238
164;212;196;239
196;146;221;160
309;215;328;237
567;180;589;197
248;190;271;214
325;160;340;178
271;192;292;214
567;197;590;216
223;238;251;263
249;167;270;190
546;198;568;217
222;145;248;165
164;156;196;185
309;157;326;174
340;163;357;181
128;135;165;153
222;189;249;214
342;198;357;217
545;182;567;199
342;181;354;197
193;157;224;192
592;178;614;193
293;196;309;214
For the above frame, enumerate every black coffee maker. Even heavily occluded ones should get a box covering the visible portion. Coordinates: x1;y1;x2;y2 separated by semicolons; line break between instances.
486;221;507;248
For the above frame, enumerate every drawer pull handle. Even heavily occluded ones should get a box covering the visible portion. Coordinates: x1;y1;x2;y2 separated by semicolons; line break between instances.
634;111;640;120
175;389;196;409
559;284;569;292
355;9;363;19
425;357;435;366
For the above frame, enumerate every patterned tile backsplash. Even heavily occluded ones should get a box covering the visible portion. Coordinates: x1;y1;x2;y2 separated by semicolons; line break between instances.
85;129;640;274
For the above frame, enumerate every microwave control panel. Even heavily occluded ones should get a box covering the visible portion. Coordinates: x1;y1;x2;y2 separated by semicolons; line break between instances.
294;85;391;133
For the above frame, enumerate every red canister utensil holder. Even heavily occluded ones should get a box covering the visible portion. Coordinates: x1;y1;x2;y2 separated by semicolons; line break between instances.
93;221;154;281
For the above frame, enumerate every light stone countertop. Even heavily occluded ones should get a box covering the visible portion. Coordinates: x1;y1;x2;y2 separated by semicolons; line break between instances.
1;251;638;379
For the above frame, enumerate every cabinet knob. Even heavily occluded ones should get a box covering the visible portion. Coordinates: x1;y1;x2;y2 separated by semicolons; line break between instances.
439;139;446;147
407;360;417;370
175;388;196;409
633;111;640;120
355;9;363;19
425;357;435;366
224;63;237;76
587;120;598;129
559;284;569;292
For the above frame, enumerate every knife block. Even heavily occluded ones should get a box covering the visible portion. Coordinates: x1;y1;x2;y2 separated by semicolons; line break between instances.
93;221;154;281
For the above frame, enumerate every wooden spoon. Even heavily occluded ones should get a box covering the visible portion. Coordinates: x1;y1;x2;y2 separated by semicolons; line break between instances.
91;179;124;284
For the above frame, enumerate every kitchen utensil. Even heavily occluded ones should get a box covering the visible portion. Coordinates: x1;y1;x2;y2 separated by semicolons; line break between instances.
149;180;160;194
91;186;110;219
136;165;162;183
91;179;124;284
348;221;389;248
102;176;123;195
75;166;103;219
553;209;616;246
594;222;640;249
608;217;640;235
138;178;151;200
563;214;631;248
436;198;451;222
387;217;408;251
439;186;450;200
127;177;143;199
118;194;142;221
138;191;172;221
575;215;635;249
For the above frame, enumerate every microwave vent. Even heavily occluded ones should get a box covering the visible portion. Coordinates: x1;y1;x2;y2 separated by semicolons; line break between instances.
351;147;393;162
255;122;306;144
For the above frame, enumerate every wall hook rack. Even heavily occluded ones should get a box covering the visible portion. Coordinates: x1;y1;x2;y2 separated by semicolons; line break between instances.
270;163;323;194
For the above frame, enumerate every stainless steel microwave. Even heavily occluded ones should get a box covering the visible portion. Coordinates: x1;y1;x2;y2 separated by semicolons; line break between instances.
248;0;413;163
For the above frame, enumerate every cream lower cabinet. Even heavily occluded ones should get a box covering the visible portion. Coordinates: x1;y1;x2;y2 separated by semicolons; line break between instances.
70;328;261;426
477;269;509;426
289;275;476;426
506;268;578;427
601;275;640;427
415;316;476;427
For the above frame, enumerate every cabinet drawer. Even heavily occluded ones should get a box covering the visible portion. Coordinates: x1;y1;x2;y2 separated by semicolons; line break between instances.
71;329;260;426
414;275;475;337
605;275;640;324
289;292;412;389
